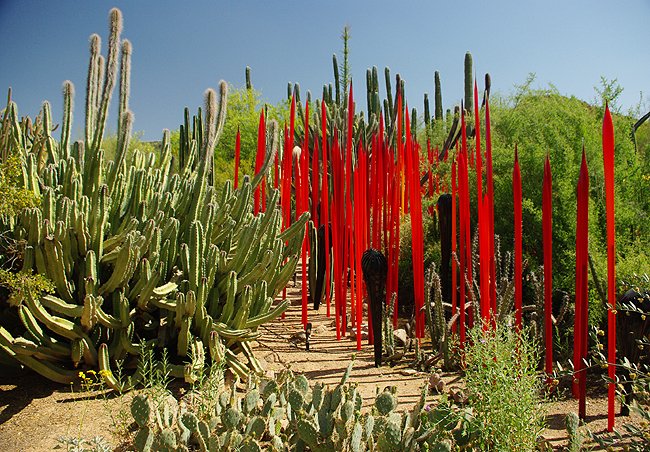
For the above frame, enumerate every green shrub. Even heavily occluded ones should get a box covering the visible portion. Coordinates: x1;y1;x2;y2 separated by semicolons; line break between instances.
464;324;546;451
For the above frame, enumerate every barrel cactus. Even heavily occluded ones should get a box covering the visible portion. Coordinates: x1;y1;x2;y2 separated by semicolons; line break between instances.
0;7;305;385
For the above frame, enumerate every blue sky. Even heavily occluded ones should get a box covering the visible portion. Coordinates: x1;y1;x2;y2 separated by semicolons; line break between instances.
1;0;648;141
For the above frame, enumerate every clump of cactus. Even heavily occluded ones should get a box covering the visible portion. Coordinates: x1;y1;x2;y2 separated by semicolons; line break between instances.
0;8;305;385
125;359;471;451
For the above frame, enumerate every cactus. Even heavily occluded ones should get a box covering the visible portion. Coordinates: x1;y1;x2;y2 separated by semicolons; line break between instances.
375;390;398;416
565;412;584;452
131;393;154;428
378;419;402;451
0;7;305;385
134;426;154;452
464;52;473;114
434;71;443;122
123;360;488;451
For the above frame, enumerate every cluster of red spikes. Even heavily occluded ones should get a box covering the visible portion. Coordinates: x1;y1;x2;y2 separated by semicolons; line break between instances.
238;77;617;431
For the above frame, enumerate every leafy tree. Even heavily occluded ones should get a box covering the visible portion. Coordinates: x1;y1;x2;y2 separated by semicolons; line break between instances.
445;85;648;327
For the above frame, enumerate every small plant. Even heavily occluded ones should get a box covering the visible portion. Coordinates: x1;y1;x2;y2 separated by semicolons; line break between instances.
54;435;112;452
464;323;546;451
565;412;586;452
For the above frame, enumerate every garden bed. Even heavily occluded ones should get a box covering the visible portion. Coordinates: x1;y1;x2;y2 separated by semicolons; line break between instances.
0;280;641;450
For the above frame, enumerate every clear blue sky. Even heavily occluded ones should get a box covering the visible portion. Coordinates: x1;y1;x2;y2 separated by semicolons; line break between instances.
1;0;648;141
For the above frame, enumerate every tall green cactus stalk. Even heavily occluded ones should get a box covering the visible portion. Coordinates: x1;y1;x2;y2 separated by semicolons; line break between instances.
464;52;473;114
60;81;74;160
423;93;430;135
0;8;305;386
245;66;252;91
434;71;443;121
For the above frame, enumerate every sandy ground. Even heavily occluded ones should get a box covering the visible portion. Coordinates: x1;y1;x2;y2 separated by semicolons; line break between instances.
0;280;643;450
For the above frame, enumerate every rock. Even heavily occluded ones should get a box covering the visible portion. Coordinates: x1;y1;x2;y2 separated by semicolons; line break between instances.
313;324;328;335
289;331;307;344
449;387;467;404
384;352;405;364
400;368;418;376
429;373;445;393
264;352;282;363
393;329;408;347
349;325;368;341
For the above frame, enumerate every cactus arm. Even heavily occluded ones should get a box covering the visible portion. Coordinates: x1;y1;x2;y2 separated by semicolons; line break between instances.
245;299;290;329
0;327;78;384
91;8;122;152
39;294;83;318
18;306;71;357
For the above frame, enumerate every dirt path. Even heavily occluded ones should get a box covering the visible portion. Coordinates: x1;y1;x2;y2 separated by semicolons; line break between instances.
0;278;643;450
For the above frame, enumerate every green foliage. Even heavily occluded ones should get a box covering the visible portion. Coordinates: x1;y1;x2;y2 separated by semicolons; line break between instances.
593;76;624;113
0;155;40;216
487;83;650;295
0;269;54;306
101;131;160;164
464;324;545;451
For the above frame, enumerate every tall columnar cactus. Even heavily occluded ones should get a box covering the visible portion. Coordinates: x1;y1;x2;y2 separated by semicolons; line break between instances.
434;71;443;121
0;8;305;386
464;52;473;114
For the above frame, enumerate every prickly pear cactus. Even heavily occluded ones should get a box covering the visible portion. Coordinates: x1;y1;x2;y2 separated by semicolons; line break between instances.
0;7;306;385
122;360;482;451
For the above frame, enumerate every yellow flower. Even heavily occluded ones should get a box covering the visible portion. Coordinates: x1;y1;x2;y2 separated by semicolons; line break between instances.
78;371;85;378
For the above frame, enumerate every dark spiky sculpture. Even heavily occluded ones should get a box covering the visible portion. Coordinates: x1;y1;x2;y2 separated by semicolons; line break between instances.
311;223;330;310
362;248;388;367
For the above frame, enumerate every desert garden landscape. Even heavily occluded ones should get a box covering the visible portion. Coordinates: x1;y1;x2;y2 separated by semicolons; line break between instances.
1;5;650;451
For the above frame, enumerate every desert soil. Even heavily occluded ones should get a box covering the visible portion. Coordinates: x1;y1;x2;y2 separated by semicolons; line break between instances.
0;281;641;451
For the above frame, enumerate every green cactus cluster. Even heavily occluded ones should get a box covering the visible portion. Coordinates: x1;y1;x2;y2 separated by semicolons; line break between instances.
0;8;305;385
126;359;469;452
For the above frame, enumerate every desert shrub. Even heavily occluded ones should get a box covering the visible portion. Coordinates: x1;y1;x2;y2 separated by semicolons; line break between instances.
464;324;546;451
488;82;649;297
